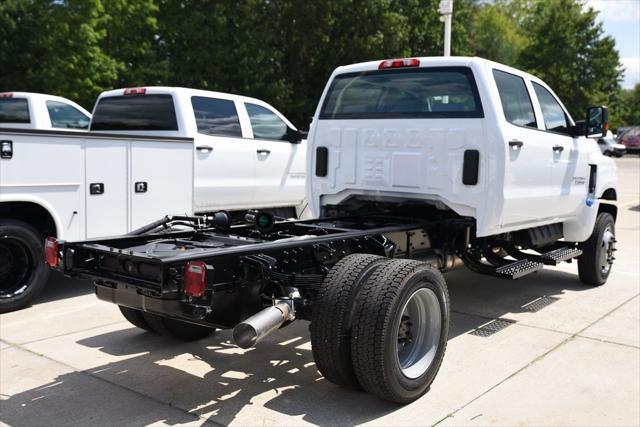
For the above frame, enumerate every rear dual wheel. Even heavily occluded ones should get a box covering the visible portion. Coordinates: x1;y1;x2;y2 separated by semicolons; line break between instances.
311;255;449;403
118;306;215;341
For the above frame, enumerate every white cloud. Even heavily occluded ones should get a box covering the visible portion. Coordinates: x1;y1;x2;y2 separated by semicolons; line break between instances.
584;0;640;23
621;56;640;88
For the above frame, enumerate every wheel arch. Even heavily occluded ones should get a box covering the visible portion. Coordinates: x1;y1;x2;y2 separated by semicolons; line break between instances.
0;200;60;238
598;202;617;222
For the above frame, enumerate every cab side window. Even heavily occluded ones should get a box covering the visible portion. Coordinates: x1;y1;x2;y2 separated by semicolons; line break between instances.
191;96;242;137
246;103;288;141
493;70;537;128
46;101;90;129
532;83;571;135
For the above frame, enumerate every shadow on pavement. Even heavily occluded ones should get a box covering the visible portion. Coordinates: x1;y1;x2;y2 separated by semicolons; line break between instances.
1;267;589;425
31;271;94;305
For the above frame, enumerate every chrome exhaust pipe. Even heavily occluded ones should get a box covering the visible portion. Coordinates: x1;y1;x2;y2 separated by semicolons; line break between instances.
233;302;293;349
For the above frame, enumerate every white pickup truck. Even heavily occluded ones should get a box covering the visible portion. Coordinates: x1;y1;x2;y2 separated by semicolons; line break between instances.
0;92;92;130
0;87;306;312
52;57;617;404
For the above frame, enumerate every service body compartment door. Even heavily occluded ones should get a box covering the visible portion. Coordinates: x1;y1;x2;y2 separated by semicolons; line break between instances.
130;139;193;230
85;140;128;238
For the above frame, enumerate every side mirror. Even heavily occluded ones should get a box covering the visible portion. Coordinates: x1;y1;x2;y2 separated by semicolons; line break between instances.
286;128;307;144
585;106;608;138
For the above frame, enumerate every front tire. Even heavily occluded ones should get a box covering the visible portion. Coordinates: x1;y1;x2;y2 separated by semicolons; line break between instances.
0;220;50;313
350;259;449;404
578;212;616;286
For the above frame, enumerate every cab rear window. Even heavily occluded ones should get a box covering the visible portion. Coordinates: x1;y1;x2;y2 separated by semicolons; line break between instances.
91;94;178;131
320;67;483;120
0;98;30;123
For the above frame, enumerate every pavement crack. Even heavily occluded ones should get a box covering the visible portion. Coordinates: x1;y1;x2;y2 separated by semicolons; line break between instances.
1;340;226;427
433;291;640;426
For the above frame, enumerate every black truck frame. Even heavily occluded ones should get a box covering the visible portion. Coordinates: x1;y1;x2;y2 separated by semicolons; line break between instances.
51;208;595;403
56;212;469;327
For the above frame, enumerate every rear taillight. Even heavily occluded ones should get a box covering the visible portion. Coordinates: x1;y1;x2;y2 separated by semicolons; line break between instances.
0;92;13;98
378;58;420;69
123;87;146;96
183;261;206;297
44;237;59;267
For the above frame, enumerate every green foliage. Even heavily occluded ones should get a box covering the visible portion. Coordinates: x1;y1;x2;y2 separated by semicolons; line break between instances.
0;0;632;127
517;0;622;120
0;0;121;108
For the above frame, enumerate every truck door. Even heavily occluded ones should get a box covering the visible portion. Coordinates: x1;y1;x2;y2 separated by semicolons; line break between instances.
130;139;194;230
493;69;557;226
191;96;256;212
530;82;585;217
85;138;128;238
243;102;305;208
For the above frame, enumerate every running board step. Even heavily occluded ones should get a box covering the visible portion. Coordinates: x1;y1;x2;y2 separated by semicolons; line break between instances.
494;259;544;279
538;247;582;266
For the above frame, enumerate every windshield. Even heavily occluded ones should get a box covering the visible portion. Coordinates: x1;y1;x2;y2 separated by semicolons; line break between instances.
320;67;483;120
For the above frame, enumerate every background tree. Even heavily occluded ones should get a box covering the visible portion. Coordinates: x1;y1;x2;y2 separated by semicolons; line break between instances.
0;0;121;108
517;0;623;121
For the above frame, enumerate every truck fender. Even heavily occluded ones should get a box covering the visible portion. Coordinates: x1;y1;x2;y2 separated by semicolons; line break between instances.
0;195;62;238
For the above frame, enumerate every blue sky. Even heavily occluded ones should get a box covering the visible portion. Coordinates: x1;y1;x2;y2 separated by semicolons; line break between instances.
586;0;640;88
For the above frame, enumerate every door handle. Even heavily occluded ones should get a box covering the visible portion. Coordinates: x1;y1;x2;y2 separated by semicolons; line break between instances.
196;145;213;152
552;145;564;153
89;183;104;195
1;140;13;159
257;149;271;155
508;140;524;149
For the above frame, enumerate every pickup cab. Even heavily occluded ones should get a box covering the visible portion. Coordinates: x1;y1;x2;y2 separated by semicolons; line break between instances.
51;57;618;404
0;92;91;130
0;87;306;312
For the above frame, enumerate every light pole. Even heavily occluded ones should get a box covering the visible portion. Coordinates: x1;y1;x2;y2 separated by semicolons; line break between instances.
439;0;453;56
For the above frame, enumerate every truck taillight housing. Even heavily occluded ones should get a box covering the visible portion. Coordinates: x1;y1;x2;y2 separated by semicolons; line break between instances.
183;261;206;297
378;58;420;69
44;237;59;267
123;87;146;96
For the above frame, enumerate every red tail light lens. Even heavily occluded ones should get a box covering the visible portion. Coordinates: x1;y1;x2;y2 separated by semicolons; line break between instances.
378;58;420;69
44;237;59;267
0;92;14;98
183;261;206;297
123;87;146;96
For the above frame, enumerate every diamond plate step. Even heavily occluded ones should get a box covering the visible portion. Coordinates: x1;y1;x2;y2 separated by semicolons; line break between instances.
539;247;583;266
494;259;544;279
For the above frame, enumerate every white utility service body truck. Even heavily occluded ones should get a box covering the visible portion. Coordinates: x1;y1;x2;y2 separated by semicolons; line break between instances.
0;87;306;312
51;57;617;404
0;92;92;130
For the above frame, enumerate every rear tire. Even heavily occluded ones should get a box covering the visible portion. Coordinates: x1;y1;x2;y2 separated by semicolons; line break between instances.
351;259;449;404
119;306;152;332
141;312;215;341
310;253;386;388
0;220;50;313
578;212;615;286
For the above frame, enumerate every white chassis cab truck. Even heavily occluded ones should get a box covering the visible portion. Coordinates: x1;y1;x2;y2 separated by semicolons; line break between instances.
51;57;617;404
0;87;306;312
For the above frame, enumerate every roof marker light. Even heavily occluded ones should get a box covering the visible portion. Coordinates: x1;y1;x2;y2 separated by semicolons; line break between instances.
0;92;14;98
123;87;147;96
378;58;420;69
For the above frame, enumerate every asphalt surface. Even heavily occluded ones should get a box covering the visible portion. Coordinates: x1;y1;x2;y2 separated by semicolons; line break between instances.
1;156;639;426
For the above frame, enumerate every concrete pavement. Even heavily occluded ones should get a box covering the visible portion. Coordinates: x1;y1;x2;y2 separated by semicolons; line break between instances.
1;156;639;426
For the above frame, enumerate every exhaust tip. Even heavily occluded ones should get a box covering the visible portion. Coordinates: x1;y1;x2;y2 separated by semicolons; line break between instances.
233;323;258;349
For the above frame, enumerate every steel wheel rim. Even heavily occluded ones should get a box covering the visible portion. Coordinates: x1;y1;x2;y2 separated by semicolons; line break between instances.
395;287;442;379
599;226;615;275
0;237;33;298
